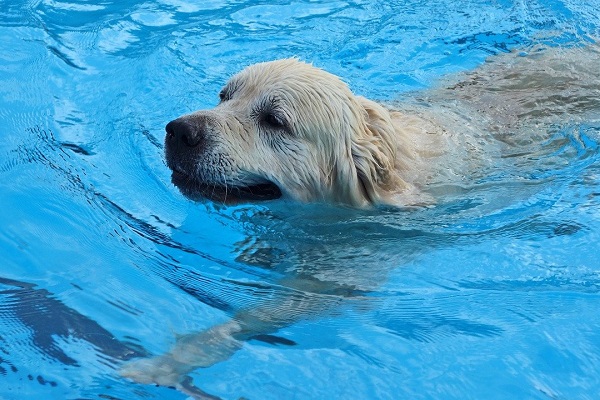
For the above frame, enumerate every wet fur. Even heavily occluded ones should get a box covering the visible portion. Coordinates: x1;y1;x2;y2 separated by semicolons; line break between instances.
123;44;600;395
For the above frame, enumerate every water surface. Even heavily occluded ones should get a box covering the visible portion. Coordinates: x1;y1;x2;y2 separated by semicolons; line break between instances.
1;0;600;399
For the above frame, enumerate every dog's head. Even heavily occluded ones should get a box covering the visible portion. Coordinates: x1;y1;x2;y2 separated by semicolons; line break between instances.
165;59;403;207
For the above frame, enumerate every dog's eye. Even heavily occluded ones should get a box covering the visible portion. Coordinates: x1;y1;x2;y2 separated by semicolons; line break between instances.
262;112;287;130
219;89;229;102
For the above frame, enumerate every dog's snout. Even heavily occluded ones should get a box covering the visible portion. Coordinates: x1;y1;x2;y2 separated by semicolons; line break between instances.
166;118;203;148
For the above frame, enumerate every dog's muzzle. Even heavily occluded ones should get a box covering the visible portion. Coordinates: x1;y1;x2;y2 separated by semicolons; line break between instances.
164;116;282;203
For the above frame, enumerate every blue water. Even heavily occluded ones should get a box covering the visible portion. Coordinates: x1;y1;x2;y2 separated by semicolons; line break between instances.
2;0;600;399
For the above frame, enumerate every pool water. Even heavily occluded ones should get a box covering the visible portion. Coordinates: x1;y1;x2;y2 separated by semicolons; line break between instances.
2;0;600;399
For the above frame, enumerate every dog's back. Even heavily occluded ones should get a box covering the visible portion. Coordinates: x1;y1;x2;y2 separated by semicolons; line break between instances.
390;43;600;201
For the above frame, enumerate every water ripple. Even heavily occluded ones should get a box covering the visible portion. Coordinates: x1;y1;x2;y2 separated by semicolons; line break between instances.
2;0;600;399
0;277;148;365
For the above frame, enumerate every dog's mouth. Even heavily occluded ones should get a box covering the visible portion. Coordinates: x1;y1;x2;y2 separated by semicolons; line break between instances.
170;169;282;203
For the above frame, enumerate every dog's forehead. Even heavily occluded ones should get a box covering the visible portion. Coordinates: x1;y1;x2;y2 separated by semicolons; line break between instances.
233;59;350;98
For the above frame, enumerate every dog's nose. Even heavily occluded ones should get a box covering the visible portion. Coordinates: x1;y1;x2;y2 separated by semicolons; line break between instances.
165;118;203;148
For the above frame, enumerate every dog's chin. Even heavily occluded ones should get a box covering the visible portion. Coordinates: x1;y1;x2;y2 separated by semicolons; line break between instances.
170;170;282;204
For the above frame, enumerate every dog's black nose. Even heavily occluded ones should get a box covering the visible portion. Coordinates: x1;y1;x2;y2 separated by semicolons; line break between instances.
166;118;202;148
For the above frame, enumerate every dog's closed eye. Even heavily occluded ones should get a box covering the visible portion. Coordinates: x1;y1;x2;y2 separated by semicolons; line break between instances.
252;96;291;133
261;112;288;130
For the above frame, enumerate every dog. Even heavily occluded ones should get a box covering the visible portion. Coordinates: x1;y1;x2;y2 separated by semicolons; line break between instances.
164;45;600;210
163;58;468;208
123;44;600;394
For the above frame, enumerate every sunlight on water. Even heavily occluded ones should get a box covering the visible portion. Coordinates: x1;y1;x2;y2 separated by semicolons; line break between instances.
1;0;600;399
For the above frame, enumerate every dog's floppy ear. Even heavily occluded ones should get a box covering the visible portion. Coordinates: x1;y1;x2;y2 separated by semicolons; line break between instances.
351;97;418;207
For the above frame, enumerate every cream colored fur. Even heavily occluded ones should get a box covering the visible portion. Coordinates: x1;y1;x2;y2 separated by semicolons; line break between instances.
171;58;452;208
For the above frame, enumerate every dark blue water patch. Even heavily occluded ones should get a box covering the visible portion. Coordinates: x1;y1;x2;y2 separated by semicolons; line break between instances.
457;277;600;294
0;276;149;365
446;30;527;55
0;355;18;376
384;313;503;343
47;45;87;70
61;142;96;156
551;221;585;237
247;334;297;346
32;374;58;387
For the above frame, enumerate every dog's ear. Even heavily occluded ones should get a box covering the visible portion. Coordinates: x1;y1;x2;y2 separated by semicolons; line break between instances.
351;97;421;207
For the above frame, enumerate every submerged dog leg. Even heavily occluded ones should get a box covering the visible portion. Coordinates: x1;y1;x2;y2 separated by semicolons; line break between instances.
120;275;352;388
120;319;243;387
